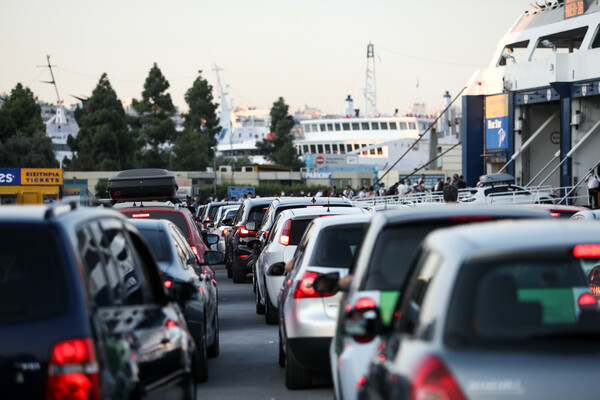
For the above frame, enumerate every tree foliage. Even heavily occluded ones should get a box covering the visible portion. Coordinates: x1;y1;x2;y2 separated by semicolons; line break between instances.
132;63;177;168
256;97;304;169
0;83;57;168
172;71;220;171
67;73;134;171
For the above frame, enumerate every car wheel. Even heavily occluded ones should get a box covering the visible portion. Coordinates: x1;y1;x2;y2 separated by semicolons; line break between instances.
255;281;265;315
285;341;311;389
184;369;197;400
232;266;246;283
226;263;232;279
265;294;278;325
207;312;219;358
194;325;208;383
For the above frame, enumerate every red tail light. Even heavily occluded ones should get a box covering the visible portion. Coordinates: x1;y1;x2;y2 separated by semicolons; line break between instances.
411;355;466;400
550;212;561;217
239;225;257;237
131;213;150;218
190;246;199;256
222;228;228;237
451;215;492;222
165;319;179;328
164;280;173;289
46;338;100;400
293;271;337;298
578;293;597;307
279;220;292;246
573;244;600;258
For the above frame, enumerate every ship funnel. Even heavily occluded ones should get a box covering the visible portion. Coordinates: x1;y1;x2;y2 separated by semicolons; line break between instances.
344;95;354;117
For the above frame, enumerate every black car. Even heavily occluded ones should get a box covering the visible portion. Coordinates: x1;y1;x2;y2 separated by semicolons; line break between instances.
0;202;198;400
131;218;221;382
224;198;275;282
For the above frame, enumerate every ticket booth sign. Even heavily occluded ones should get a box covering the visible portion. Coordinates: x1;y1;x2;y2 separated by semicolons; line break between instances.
0;168;63;186
485;94;509;151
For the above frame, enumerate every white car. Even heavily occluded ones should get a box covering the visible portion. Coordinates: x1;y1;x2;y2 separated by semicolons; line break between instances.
254;206;367;325
460;174;558;205
210;205;240;254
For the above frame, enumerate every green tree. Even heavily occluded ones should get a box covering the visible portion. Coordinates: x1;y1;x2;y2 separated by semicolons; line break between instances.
132;63;177;168
0;83;57;168
256;97;304;169
67;73;135;171
172;70;220;170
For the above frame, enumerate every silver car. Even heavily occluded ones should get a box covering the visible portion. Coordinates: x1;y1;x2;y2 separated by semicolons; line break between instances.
357;220;600;400
277;213;372;389
211;204;240;254
254;207;368;324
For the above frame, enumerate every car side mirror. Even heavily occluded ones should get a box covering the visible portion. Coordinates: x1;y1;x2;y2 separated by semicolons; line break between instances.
313;272;340;294
167;280;197;302
205;234;219;246
245;221;256;231
343;306;383;339
267;262;286;276
203;250;224;265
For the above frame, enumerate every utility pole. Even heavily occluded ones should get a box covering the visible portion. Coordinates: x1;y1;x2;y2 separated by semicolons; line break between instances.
364;43;377;117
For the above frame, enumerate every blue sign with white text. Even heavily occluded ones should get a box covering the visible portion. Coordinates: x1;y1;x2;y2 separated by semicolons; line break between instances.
228;186;255;200
485;94;509;151
0;168;21;185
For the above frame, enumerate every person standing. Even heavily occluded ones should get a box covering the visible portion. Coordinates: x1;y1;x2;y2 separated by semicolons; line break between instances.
443;185;459;204
343;185;355;199
585;166;600;209
434;178;444;193
315;188;324;197
378;183;386;197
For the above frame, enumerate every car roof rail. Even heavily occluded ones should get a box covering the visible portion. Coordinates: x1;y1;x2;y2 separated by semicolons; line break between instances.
44;199;80;220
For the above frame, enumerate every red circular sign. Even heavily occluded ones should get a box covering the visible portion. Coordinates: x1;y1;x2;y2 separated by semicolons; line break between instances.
316;156;325;165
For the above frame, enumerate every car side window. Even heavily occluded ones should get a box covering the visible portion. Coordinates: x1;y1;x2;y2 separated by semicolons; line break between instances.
233;203;245;225
268;216;284;245
78;224;116;307
170;225;193;268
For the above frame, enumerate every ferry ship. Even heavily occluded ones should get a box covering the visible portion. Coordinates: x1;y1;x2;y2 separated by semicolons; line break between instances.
462;0;600;201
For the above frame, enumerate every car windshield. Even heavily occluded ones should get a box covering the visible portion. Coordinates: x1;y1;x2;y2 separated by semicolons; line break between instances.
288;219;314;246
310;226;364;268
0;226;68;325
248;205;268;226
445;253;599;350
137;228;172;262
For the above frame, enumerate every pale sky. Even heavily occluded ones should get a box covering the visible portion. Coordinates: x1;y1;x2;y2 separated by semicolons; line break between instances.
0;0;530;116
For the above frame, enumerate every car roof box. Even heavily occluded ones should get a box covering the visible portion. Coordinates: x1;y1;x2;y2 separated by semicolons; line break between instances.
479;173;515;185
108;169;178;201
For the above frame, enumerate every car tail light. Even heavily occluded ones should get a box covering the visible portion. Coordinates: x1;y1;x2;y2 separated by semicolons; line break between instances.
131;213;150;218
165;319;179;328
222;228;228;237
306;205;324;208
356;376;367;390
578;293;597;307
410;355;466;400
352;297;377;343
550;212;561;217
293;271;337;298
451;215;492;222
190;246;199;256
164;280;173;289
46;338;100;400
573;244;600;258
591;286;600;295
279;220;292;246
239;225;257;237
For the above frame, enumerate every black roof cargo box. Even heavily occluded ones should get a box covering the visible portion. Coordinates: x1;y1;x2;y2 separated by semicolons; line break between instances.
108;169;178;201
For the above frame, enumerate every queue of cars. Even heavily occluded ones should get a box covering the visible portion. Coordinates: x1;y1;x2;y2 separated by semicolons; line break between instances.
215;184;600;399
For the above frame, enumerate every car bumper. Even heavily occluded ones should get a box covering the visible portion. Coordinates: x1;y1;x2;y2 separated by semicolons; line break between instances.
287;337;332;373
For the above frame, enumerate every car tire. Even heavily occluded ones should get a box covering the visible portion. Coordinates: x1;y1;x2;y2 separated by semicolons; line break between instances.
194;325;208;383
255;281;265;315
232;266;246;283
226;264;232;279
265;294;278;325
207;312;219;358
278;330;285;368
285;341;311;389
184;369;197;400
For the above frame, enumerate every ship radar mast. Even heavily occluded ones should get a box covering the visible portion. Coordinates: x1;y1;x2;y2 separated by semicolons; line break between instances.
38;55;68;124
364;43;377;117
213;65;232;142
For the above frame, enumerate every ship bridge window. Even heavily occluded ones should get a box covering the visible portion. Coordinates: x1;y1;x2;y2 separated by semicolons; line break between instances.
361;122;370;130
399;122;407;130
498;40;529;66
339;144;346;154
318;124;325;132
327;123;334;131
303;145;309;154
531;27;588;61
310;144;316;153
389;122;398;130
317;144;324;153
311;124;318;131
354;144;360;151
377;147;383;155
409;122;417;130
592;25;600;48
347;144;353;153
381;122;388;130
335;123;341;131
342;122;350;130
371;122;379;130
325;144;331;154
304;125;311;133
352;122;360;130
332;144;338;153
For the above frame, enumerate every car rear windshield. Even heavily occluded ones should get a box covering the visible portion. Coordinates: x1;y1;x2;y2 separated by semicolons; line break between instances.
0;226;68;325
445;253;599;350
137;228;172;262
310;226;364;268
248;206;268;226
362;222;452;290
125;211;189;238
289;219;313;246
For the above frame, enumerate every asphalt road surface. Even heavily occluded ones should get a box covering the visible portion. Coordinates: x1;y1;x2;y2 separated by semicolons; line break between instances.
198;266;333;399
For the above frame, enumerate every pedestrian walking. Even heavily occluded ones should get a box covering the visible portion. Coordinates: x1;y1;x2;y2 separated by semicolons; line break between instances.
585;166;600;209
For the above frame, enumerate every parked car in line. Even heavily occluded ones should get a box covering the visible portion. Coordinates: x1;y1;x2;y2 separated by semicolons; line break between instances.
356;220;600;400
0;202;199;399
225;197;276;282
130;218;222;382
314;205;551;400
196;201;239;230
571;209;600;220
460;173;558;204
210;204;240;254
254;207;369;324
277;213;372;389
114;201;211;265
518;203;589;218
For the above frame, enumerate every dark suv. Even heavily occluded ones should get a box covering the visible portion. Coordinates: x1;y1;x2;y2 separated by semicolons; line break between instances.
225;197;275;283
0;202;199;399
